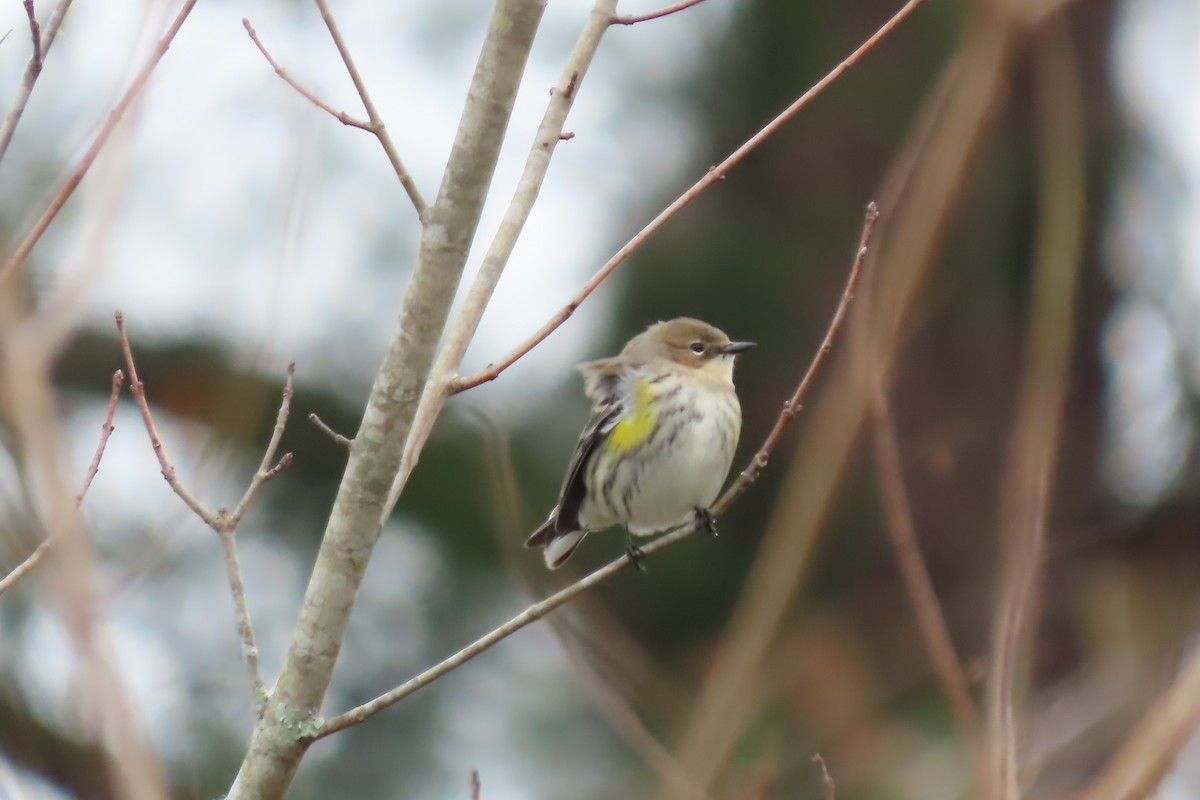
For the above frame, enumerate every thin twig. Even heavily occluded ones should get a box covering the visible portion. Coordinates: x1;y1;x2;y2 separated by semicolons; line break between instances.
311;0;427;218
242;19;373;131
452;0;927;393
23;1;41;67
382;0;618;523
812;754;836;800
313;203;877;740
611;0;707;25
116;311;218;526
871;385;984;773
115;312;295;708
0;370;124;597
728;202;877;493
0;0;70;166
309;412;353;448
226;362;295;529
1;0;199;283
470;769;481;800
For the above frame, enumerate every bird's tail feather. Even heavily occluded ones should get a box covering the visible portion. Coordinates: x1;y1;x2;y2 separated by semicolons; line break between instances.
525;512;587;569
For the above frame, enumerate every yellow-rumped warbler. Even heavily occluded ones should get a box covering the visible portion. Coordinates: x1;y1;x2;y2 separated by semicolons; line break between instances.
525;318;754;569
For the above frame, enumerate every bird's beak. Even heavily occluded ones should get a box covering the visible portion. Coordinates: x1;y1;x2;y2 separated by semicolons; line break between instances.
720;340;756;355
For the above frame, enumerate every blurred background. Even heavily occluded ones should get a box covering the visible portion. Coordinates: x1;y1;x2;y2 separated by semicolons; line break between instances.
2;0;1199;798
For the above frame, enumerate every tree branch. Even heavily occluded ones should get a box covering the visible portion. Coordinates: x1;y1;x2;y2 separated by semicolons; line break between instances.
452;0;927;394
242;19;373;132
381;0;618;525
228;2;548;795
870;384;984;776
312;0;428;218
116;313;296;714
0;0;200;284
611;0;707;26
313;202;876;740
0;369;123;597
985;20;1083;800
0;0;72;166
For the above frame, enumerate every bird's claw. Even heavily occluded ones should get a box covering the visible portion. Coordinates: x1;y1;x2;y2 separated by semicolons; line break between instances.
695;507;719;537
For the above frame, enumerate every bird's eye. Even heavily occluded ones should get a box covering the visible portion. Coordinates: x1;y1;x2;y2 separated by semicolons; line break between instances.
689;341;706;355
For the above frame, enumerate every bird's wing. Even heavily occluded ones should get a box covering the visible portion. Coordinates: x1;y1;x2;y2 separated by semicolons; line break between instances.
554;360;628;532
554;402;621;532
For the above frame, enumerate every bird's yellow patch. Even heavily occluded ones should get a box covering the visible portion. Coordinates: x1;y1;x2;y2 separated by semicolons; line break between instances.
608;377;657;453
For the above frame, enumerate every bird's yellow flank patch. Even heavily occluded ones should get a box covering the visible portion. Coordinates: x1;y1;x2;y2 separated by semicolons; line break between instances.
607;377;657;453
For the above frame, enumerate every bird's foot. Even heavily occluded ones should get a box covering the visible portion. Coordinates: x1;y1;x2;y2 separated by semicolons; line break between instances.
694;506;719;537
624;528;647;572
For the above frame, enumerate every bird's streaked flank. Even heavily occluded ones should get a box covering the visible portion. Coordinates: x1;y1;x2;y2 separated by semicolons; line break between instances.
526;318;753;568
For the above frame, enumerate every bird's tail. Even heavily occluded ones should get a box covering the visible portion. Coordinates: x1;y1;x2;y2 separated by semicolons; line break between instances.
525;510;587;569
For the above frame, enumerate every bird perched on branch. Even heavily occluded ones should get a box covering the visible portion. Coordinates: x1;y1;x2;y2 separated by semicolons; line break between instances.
525;318;753;569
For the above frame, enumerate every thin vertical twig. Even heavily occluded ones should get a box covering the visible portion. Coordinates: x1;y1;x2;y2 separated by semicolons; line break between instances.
0;370;124;597
0;0;72;165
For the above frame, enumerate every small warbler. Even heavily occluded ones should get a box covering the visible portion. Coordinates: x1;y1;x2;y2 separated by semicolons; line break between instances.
525;318;754;568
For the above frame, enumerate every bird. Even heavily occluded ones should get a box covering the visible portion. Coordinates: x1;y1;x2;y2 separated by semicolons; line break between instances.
525;317;753;569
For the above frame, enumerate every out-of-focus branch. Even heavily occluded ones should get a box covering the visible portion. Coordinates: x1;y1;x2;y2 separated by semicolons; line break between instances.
0;370;123;597
984;18;1084;800
242;19;373;132
871;385;984;775
228;2;548;795
1078;646;1200;800
813;754;836;800
452;0;927;394
116;313;296;712
611;0;707;25
0;0;200;284
0;0;73;165
314;204;875;740
663;14;1021;798
382;0;618;523
312;0;427;218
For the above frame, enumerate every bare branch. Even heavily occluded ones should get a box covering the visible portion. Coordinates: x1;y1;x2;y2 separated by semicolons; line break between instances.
242;19;373;131
226;362;295;530
312;0;428;218
0;0;71;165
116;310;218;526
0;0;200;284
452;0;927;393
470;770;481;800
314;203;875;740
230;1;548;793
309;412;353;448
726;202;876;495
871;384;984;775
0;370;124;597
23;1;42;67
382;0;618;525
812;754;836;800
611;0;707;26
115;312;297;709
1079;646;1200;800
